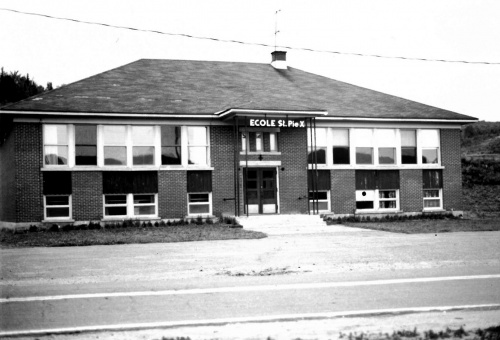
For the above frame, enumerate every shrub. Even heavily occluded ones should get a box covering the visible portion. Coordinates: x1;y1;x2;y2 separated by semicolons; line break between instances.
154;221;159;227
206;218;213;225
196;215;203;225
61;224;73;232
48;224;60;232
28;225;39;233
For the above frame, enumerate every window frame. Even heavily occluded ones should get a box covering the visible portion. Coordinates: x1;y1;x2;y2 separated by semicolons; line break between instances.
423;189;443;210
103;193;158;219
44;194;72;220
43;124;73;167
308;190;331;212
187;192;212;216
355;189;400;212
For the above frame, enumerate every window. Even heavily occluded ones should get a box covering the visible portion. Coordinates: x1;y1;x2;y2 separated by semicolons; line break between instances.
43;171;72;220
188;193;212;215
187;170;212;215
187;126;209;166
355;170;400;211
308;170;331;212
102;171;158;218
376;129;396;165
103;194;157;217
161;126;182;165
332;129;349;164
401;130;417;164
75;125;97;165
241;131;279;152
420;129;440;164
309;191;330;212
132;126;155;165
44;125;69;165
308;128;327;164
423;170;443;209
353;129;374;164
103;125;127;166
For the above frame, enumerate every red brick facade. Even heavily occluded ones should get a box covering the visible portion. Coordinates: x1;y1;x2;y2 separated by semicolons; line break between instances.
0;123;468;225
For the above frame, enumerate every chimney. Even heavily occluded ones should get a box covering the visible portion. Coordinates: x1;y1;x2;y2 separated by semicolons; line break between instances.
271;51;287;69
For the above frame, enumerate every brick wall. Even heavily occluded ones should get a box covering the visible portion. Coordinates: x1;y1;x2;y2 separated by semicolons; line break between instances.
15;123;43;222
400;169;423;212
211;126;236;216
279;129;308;214
158;171;187;218
72;172;103;221
330;170;356;214
0;122;17;222
441;129;463;210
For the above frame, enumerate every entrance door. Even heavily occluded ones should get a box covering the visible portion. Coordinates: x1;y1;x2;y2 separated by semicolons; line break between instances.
244;168;277;214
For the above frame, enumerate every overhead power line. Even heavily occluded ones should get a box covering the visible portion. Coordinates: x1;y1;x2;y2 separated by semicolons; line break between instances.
2;7;500;65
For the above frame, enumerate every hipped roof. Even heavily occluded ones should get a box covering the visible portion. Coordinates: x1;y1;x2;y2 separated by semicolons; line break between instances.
1;59;476;121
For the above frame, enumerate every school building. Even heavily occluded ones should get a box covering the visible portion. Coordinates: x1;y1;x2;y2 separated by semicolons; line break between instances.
0;52;477;228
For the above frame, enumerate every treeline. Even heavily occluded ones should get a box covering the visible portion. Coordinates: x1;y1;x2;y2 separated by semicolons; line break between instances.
0;68;53;106
462;121;500;154
462;158;500;186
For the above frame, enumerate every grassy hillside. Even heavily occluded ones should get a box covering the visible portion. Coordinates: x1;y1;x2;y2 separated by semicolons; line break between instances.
461;121;500;155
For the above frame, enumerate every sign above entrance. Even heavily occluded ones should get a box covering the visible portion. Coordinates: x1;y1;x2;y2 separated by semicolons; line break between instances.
249;119;306;128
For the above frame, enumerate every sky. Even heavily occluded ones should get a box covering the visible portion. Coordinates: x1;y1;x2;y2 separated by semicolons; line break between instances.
1;0;499;121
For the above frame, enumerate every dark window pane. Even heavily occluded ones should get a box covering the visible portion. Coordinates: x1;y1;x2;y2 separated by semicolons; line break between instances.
133;146;154;165
308;148;326;164
308;170;331;190
246;181;257;189
105;195;127;204
355;170;377;190
309;191;328;200
247;170;257;179
162;146;181;165
379;201;396;209
423;170;443;189
312;201;329;211
262;190;275;199
378;170;400;190
46;196;69;205
187;171;212;192
424;199;441;208
356;201;374;209
402;147;417;164
43;172;72;195
75;146;97;165
161;126;181;146
46;207;70;217
356;147;373;164
379;148;395;164
105;206;127;216
379;190;396;199
188;193;209;202
133;194;155;204
75;125;97;145
333;147;350;164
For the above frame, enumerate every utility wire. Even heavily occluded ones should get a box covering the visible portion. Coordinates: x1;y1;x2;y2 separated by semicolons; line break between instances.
2;7;500;65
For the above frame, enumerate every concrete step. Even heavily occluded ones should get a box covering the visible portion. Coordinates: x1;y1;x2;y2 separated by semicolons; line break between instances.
236;214;329;235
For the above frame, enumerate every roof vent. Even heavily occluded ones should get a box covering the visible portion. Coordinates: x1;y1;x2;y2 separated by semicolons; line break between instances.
271;51;287;69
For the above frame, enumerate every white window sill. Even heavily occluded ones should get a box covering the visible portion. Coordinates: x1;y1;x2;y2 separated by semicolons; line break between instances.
240;151;281;155
355;210;402;214
306;165;445;170
422;208;445;212
101;216;159;221
42;219;75;223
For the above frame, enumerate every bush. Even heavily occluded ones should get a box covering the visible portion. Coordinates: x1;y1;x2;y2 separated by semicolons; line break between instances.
28;225;39;233
48;224;60;232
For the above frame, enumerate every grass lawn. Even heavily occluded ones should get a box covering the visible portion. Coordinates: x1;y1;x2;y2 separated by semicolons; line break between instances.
343;218;500;234
0;225;267;248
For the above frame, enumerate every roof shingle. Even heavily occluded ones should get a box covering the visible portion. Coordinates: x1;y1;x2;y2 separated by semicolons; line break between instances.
1;59;476;120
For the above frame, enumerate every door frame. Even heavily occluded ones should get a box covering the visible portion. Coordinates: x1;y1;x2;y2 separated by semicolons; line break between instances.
243;167;279;214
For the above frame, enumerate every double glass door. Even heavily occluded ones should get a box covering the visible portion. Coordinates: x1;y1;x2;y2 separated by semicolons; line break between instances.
244;168;277;214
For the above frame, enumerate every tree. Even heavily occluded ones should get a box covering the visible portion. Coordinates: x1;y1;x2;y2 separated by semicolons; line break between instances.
0;67;50;106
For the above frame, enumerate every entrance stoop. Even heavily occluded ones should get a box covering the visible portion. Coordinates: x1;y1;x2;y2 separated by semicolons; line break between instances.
236;214;331;235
